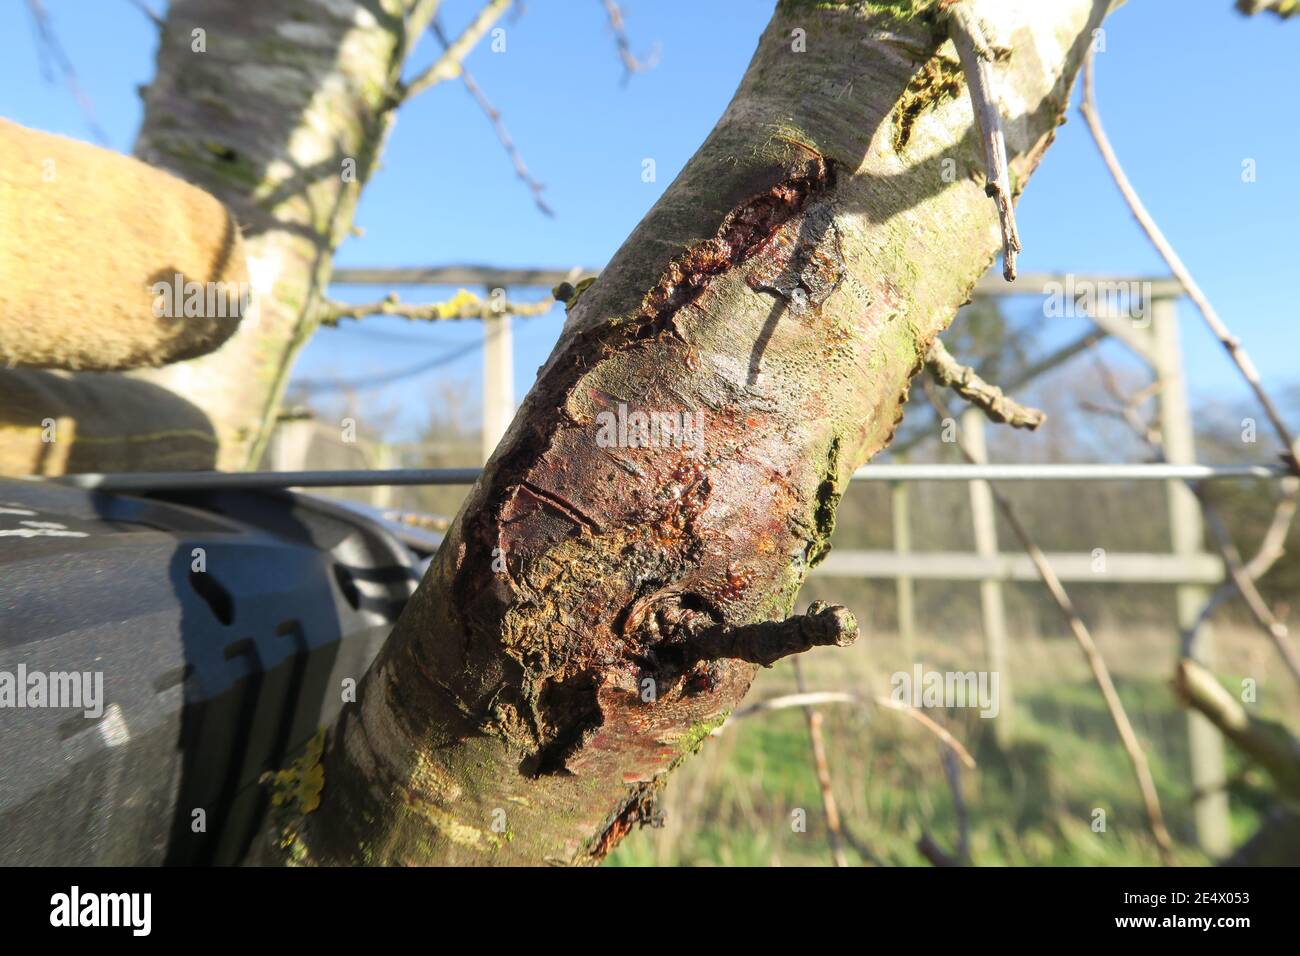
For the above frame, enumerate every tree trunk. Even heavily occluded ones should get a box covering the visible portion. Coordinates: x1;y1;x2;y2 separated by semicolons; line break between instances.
279;0;1108;866
129;0;441;469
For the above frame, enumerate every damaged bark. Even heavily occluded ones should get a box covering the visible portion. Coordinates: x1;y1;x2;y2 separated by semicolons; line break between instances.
280;0;1108;866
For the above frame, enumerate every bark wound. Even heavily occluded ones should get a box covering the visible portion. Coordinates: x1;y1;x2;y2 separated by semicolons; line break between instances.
448;154;851;794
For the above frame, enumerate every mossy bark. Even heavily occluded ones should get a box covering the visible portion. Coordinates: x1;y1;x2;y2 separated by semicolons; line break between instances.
288;0;1108;866
128;0;440;469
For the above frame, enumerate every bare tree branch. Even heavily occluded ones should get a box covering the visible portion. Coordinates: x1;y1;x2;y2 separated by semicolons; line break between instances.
599;0;660;81
24;0;109;145
396;0;511;104
320;288;555;326
1175;659;1300;802
926;338;1046;430
791;657;850;867
126;0;163;28
1081;47;1299;473
430;18;553;217
1080;359;1300;688
1235;0;1300;18
945;3;1021;281
923;377;1176;864
718;690;978;771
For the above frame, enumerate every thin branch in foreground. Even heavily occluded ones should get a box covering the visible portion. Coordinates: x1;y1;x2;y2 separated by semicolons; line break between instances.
719;691;978;771
1080;47;1299;473
396;0;511;104
926;338;1046;430
320;288;555;326
923;377;1177;865
1079;360;1300;688
791;657;850;867
125;0;163;28
1175;659;1300;802
945;3;1021;281
24;0;110;145
430;18;553;217
599;0;660;81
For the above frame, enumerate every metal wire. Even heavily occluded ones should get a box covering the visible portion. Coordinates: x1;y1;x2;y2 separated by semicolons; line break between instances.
35;462;1288;493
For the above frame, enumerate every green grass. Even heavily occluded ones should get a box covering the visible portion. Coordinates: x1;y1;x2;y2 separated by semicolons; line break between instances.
606;629;1294;867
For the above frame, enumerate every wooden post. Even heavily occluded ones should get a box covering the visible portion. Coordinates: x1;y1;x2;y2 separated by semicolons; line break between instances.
892;471;917;664
481;288;514;465
963;407;1013;744
1152;295;1230;857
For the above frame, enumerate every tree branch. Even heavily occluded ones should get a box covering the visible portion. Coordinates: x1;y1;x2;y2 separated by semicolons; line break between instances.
320;289;555;326
599;0;660;81
1080;46;1299;473
1175;659;1300;802
395;0;511;104
431;18;553;217
791;657;850;867
924;377;1176;864
690;600;858;668
926;338;1046;429
946;3;1021;281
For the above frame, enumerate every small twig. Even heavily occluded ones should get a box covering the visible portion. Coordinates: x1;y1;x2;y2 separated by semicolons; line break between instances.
873;696;978;770
1235;0;1300;18
431;19;553;217
598;0;660;81
942;745;972;864
917;832;960;867
1175;659;1300;802
1081;47;1299;473
945;3;1020;281
690;600;857;668
1081;359;1300;688
24;0;109;145
320;289;555;326
791;658;849;867
396;0;511;104
923;378;1177;864
126;0;163;28
926;338;1045;430
717;690;978;772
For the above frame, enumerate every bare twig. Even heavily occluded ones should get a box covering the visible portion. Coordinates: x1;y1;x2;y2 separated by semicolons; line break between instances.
1081;47;1299;473
926;338;1045;430
320;289;555;326
1175;659;1300;801
24;0;109;145
717;690;978;771
791;658;849;867
942;745;972;864
126;0;163;28
1235;0;1300;18
923;378;1177;864
431;19;553;217
599;0;660;81
1079;359;1300;687
396;0;511;103
945;3;1021;281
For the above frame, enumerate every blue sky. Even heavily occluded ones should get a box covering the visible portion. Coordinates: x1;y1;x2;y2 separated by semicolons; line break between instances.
2;1;1296;442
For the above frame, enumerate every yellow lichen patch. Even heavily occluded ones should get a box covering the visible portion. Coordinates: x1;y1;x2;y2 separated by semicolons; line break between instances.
261;728;326;816
407;750;464;804
892;54;965;153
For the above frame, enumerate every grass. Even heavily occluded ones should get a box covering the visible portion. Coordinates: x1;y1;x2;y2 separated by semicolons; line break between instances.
606;625;1297;866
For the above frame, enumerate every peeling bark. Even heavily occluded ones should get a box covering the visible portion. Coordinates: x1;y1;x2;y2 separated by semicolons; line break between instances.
281;0;1109;866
